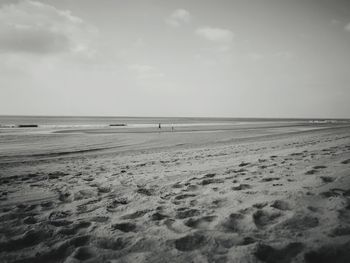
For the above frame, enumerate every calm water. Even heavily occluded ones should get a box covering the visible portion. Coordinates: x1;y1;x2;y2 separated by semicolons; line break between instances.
0;115;319;129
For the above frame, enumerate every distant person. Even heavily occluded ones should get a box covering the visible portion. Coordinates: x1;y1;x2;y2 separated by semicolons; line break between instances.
171;124;174;132
158;123;161;129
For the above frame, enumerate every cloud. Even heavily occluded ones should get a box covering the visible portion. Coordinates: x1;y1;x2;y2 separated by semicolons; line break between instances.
0;0;96;55
345;23;350;31
247;52;264;61
274;51;293;60
0;26;70;54
195;27;234;43
166;9;191;27
247;51;293;62
128;64;164;79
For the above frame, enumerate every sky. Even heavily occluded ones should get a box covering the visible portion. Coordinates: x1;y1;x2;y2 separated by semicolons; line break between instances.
0;0;350;118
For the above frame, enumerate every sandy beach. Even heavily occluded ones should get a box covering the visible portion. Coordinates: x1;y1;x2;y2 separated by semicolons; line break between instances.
1;122;350;263
2;0;350;261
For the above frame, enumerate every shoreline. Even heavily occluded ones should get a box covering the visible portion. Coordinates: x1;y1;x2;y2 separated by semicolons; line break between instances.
0;123;350;262
1;123;349;165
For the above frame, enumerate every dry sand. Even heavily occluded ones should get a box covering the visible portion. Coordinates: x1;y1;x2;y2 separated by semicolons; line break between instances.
1;124;350;262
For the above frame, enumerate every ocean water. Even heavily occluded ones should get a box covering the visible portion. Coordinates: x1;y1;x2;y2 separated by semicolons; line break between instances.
0;116;233;128
0;115;317;129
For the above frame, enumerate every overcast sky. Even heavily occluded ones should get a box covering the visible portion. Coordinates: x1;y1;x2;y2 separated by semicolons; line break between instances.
0;0;350;118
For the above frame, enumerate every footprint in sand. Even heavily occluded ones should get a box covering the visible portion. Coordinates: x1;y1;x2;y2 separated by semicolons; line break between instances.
270;200;291;211
329;225;350;237
95;237;129;250
220;213;246;232
0;229;52;252
174;193;196;200
320;176;335;183
58;191;72;202
214;236;236;249
200;178;224;185
313;165;327;169
136;187;154;196
83;177;94;182
172;182;184;188
232;183;252;190
276;214;319;231
112;222;137;232
107;198;128;212
255;242;304;263
73;189;96;201
234;168;247;174
304;241;350;263
239;162;250;167
22;216;37;224
163;219;187;233
97;185;111;194
261;177;280;182
320;188;347;198
57;221;91;236
185;215;217;229
76;200;101;215
238;236;256;246
174;232;206;251
71;246;96;261
305;165;326;175
41;201;55;210
121;209;150;220
151;212;168;221
253;209;282;228
176;208;201;219
211;198;227;208
203;173;216;178
48;171;69;180
29;235;91;262
49;210;72;220
253;202;268;209
49;219;73;227
341;159;350;164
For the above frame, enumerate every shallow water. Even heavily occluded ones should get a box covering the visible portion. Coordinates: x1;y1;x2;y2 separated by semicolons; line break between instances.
0;116;347;164
0;115;328;129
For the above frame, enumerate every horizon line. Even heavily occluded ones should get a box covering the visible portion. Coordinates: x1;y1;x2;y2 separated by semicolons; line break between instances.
0;114;349;121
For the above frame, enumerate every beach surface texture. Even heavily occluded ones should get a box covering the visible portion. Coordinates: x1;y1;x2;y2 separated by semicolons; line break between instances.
0;119;350;263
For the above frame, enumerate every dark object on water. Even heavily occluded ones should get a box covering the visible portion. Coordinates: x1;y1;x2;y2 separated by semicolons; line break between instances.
158;123;161;129
18;124;38;128
109;124;126;127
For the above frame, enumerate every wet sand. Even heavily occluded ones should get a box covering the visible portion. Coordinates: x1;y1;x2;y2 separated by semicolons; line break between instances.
1;123;350;262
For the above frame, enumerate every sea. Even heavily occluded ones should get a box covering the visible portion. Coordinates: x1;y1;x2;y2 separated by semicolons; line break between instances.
0;115;335;129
